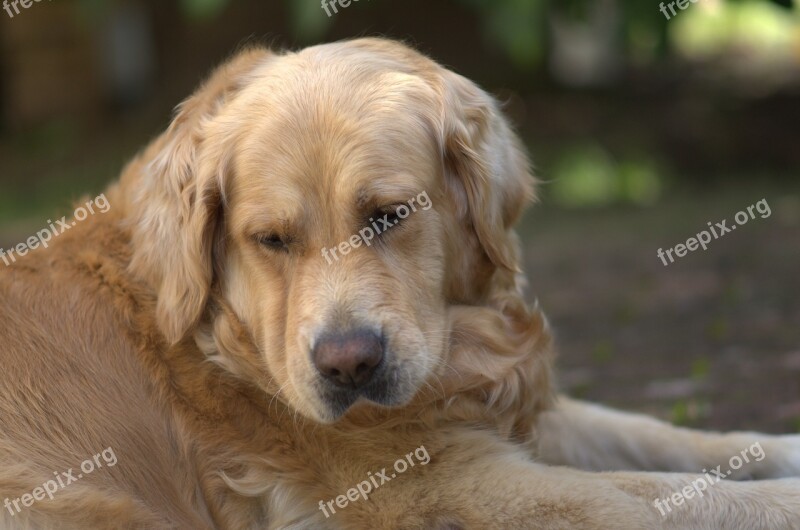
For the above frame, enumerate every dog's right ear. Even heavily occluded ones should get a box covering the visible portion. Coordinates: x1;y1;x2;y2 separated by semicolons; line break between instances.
127;48;272;345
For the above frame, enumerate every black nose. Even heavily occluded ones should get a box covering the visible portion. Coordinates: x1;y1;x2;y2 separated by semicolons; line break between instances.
312;329;384;388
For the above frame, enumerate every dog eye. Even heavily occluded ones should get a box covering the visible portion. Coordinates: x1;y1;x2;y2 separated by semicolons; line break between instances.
373;207;402;229
258;234;290;252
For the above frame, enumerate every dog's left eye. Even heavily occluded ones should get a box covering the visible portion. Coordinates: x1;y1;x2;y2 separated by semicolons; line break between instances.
258;234;290;252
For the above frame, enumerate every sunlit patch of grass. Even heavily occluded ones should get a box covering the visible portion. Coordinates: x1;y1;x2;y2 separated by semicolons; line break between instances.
549;143;664;208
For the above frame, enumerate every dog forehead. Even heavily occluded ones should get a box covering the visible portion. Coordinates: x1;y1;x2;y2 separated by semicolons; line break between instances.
230;111;438;210
231;161;431;216
234;49;440;144
225;50;442;217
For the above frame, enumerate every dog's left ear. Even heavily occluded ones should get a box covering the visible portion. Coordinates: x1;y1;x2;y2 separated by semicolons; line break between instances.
437;69;535;277
434;73;550;436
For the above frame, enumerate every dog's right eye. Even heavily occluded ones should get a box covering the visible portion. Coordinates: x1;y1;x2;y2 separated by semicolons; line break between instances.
257;234;290;252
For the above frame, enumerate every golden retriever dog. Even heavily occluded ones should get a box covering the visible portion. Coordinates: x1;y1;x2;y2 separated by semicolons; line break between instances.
1;38;799;530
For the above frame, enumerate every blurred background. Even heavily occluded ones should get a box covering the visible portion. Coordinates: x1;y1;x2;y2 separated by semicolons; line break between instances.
1;0;798;432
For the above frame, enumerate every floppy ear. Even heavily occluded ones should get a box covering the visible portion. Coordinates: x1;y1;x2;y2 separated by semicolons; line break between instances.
438;69;535;277
128;48;272;345
430;70;553;439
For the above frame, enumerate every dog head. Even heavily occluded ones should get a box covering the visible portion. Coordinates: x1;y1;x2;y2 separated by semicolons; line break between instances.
127;39;543;423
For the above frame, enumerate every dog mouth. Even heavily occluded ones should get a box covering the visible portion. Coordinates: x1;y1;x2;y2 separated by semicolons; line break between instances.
314;362;416;420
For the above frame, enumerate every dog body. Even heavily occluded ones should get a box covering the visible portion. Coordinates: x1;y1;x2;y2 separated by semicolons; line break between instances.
1;39;799;530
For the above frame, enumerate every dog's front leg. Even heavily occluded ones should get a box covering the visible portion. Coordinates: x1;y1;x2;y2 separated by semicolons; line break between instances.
535;396;800;479
308;430;800;530
330;449;800;529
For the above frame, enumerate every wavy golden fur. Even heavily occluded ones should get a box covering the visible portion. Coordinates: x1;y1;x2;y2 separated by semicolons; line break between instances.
2;38;800;530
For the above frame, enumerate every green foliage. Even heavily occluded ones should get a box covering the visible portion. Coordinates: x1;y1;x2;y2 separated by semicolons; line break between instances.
452;0;796;69
180;0;230;20
550;144;618;207
672;0;799;59
462;0;548;69
75;0;799;69
286;0;334;42
455;0;672;68
549;144;663;208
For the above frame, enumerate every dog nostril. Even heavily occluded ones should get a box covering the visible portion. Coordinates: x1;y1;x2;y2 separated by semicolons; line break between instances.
312;329;384;389
355;363;370;375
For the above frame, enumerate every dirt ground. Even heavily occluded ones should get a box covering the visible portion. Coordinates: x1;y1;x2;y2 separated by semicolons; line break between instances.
521;185;800;434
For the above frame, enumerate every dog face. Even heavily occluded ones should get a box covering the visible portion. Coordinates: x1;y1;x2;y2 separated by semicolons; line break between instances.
222;66;449;420
130;39;534;423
